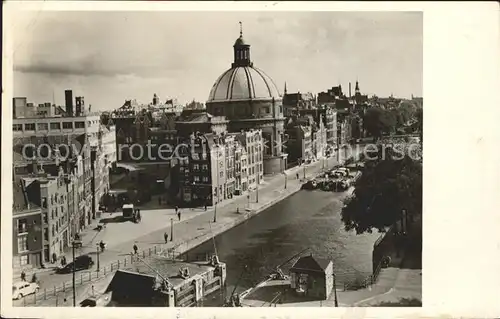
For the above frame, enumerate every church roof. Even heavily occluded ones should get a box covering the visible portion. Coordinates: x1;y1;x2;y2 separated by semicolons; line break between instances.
207;66;281;102
234;36;247;46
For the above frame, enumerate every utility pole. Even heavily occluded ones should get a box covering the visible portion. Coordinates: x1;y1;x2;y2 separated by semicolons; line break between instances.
170;218;173;241
303;165;306;179
284;173;287;189
72;242;76;307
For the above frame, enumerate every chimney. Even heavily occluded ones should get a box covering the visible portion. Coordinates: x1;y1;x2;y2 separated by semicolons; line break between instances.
31;162;38;174
75;96;84;116
349;82;352;98
65;90;74;116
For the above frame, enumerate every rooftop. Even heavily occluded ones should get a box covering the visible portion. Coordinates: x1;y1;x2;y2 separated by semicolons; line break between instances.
290;255;332;274
116;257;216;288
12;180;41;214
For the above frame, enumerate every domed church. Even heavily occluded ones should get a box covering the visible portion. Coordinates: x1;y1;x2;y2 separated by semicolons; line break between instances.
206;23;288;175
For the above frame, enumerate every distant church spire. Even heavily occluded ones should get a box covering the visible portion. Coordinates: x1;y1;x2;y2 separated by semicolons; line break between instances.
232;22;252;68
284;82;287;95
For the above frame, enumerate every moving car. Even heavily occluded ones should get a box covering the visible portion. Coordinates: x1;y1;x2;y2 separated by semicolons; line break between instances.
56;255;94;274
12;281;39;300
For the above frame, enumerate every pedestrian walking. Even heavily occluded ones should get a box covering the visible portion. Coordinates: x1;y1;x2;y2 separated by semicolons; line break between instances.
51;252;57;264
20;270;26;282
296;173;299;180
31;273;38;284
204;204;207;211
177;211;181;221
133;243;138;255
164;232;169;243
175;206;179;214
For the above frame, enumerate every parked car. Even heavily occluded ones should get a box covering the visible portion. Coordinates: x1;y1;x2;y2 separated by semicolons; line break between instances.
12;281;39;300
56;255;94;274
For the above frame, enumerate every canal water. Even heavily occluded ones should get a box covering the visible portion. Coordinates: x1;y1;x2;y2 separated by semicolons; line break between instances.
184;189;381;306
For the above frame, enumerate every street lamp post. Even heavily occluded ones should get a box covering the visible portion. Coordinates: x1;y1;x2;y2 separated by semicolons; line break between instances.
214;146;220;223
247;194;250;209
170;218;173;241
284;173;287;189
303;165;306;179
333;273;339;307
95;244;100;272
71;241;76;307
256;173;259;203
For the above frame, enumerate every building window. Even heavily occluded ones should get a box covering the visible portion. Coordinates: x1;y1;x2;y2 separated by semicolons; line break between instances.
20;255;29;266
42;197;47;208
18;235;28;252
202;164;208;171
63;122;73;129
24;123;35;131
194;176;200;182
13;124;23;131
43;213;48;224
50;122;61;130
44;228;49;241
193;164;200;171
17;219;28;234
202;176;209;183
37;123;49;131
75;121;85;129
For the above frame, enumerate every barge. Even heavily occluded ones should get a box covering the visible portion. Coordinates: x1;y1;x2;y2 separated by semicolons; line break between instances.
88;254;226;307
237;253;341;307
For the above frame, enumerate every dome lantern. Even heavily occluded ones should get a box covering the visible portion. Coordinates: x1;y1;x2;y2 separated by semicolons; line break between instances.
232;22;252;68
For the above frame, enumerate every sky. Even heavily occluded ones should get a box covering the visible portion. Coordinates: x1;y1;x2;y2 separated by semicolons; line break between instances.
12;11;422;111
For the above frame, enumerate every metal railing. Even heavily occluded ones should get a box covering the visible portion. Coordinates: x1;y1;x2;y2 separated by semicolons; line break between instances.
17;243;175;306
342;254;386;291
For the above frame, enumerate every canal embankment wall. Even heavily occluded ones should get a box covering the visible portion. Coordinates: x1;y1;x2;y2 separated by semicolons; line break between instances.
172;181;305;258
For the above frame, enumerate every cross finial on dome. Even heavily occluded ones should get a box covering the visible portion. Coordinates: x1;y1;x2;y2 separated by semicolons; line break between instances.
239;21;243;37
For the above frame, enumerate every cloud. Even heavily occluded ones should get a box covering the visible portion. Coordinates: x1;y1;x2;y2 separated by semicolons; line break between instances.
13;11;422;106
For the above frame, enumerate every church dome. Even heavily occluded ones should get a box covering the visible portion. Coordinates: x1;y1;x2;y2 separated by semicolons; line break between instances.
208;66;281;102
234;36;247;46
208;23;281;103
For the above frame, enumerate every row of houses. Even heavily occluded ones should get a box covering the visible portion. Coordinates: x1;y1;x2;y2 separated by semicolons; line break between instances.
281;81;369;165
110;103;264;208
12;90;117;271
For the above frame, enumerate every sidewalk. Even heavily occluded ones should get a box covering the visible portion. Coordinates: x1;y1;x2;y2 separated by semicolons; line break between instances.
17;153;348;304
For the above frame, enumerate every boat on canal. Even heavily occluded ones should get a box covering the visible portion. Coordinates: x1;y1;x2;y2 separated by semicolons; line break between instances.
233;249;341;307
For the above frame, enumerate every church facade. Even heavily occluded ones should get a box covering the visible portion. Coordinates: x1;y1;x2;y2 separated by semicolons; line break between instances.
206;25;288;175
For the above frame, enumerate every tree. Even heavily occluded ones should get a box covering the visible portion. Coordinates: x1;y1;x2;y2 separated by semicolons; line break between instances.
341;147;422;234
415;108;423;141
363;108;397;139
